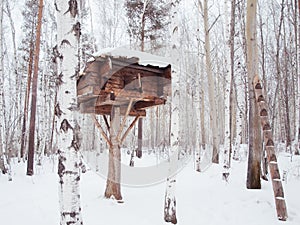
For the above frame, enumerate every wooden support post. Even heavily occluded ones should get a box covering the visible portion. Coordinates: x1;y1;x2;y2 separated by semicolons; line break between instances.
253;75;288;221
103;115;110;130
92;101;143;202
137;118;143;158
138;73;142;92
104;106;122;201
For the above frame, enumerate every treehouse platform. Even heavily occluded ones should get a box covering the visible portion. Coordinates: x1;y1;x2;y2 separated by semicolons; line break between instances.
77;49;171;117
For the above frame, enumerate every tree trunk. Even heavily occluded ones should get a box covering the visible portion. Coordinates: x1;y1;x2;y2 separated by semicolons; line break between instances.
202;0;219;163
195;22;202;171
273;0;285;144
296;0;300;155
281;1;292;152
164;0;180;223
56;0;84;224
104;106;122;201
283;48;291;152
141;7;146;52
26;0;43;176
246;0;262;189
196;8;206;150
194;87;201;172
49;91;58;154
20;40;34;159
0;0;7;174
155;107;160;149
233;79;243;160
223;0;233;181
229;0;237;165
137;118;143;158
137;4;147;157
5;1;19;135
200;55;206;149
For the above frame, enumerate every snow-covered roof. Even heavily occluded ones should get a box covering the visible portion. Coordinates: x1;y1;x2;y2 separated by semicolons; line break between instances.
90;47;171;68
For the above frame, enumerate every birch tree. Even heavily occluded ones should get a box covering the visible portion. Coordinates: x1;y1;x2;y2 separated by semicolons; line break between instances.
246;0;262;189
223;0;232;181
194;8;206;150
4;1;20;124
200;0;219;163
195;20;203;171
164;0;180;223
200;55;206;150
55;0;84;224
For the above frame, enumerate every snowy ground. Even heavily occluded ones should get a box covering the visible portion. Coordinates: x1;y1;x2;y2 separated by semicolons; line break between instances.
1;152;300;225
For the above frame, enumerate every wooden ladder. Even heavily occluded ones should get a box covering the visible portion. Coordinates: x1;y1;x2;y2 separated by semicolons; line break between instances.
253;75;288;221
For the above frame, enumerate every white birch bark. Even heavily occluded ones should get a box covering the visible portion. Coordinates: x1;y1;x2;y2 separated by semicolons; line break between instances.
200;50;206;149
5;1;19;123
56;0;83;224
164;0;180;224
233;81;243;160
223;0;232;181
194;78;201;172
195;15;203;171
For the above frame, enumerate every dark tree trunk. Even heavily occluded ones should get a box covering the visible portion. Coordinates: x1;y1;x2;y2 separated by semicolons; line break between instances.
49;91;58;155
26;0;43;176
136;118;143;158
282;39;291;152
137;8;145;158
20;40;34;160
261;150;268;181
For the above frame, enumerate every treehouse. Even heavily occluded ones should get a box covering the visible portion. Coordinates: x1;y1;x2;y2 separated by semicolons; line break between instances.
77;49;172;116
77;48;172;201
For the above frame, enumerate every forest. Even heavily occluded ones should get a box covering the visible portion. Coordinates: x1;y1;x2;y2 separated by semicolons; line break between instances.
0;0;300;225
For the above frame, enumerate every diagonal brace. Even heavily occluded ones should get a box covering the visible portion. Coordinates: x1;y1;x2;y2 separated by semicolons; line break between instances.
120;116;140;145
91;114;112;148
117;99;133;141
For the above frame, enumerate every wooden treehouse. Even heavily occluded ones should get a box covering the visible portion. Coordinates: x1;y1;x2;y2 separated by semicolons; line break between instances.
77;49;171;201
77;53;171;117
